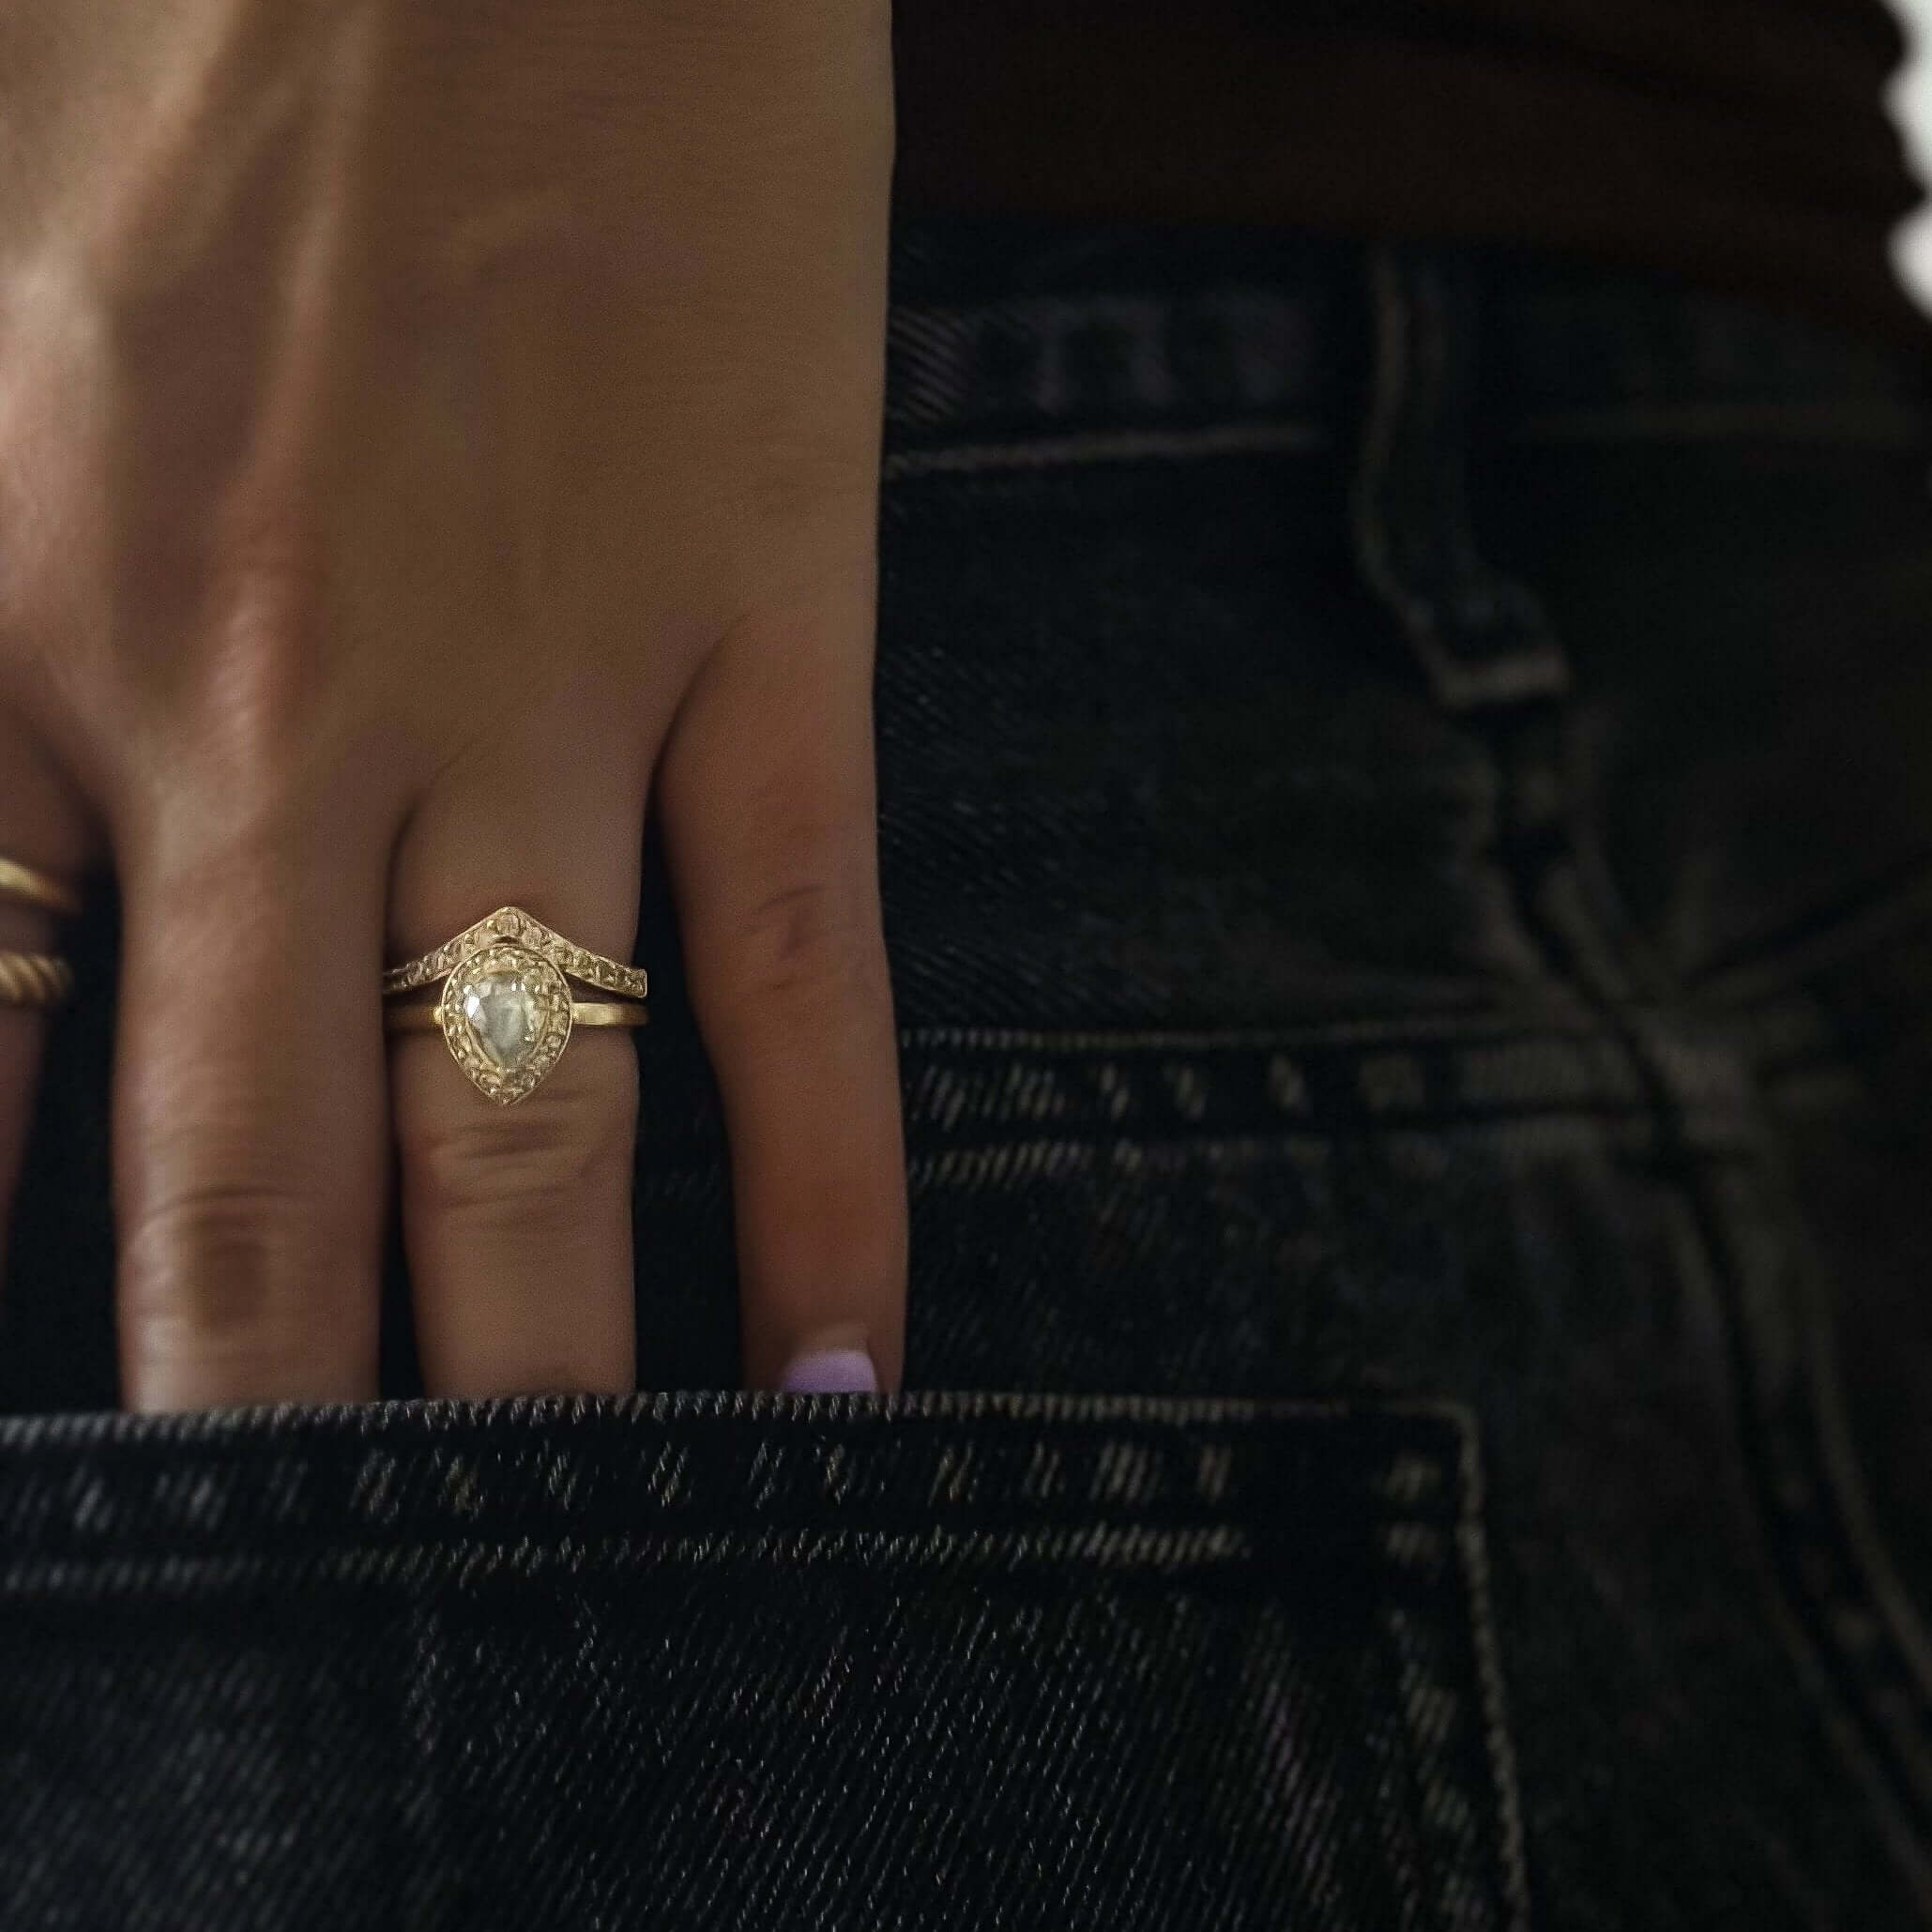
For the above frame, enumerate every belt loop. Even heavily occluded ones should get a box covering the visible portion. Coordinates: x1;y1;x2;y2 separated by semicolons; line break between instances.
1351;244;1569;712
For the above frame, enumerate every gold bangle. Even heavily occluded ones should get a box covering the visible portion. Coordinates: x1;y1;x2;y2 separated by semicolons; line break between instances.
0;857;82;919
385;1001;647;1032
0;951;75;1011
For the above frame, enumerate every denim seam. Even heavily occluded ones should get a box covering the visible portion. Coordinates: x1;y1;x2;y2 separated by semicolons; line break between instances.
1715;1161;1932;1807
883;284;1333;444
0;1387;1473;1447
901;1015;1627;1052
1453;1415;1532;1932
0;1397;1481;1560
881;420;1328;481
1350;246;1568;714
1;1520;1447;1596
890;1027;1751;1149
1808;1255;1932;1777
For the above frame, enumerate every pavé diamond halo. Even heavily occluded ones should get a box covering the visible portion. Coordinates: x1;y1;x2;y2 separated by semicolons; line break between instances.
438;942;573;1103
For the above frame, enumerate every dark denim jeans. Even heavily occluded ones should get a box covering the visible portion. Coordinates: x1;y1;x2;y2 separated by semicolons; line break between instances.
6;219;1932;1928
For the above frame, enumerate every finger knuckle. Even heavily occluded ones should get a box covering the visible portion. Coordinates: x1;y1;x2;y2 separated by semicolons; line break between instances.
119;1181;357;1363
403;1069;636;1225
721;863;890;1014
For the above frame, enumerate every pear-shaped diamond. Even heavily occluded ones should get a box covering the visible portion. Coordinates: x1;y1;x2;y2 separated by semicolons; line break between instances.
437;942;572;1103
463;973;539;1069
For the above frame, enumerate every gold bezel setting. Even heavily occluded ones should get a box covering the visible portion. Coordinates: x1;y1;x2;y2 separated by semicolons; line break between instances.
435;942;574;1105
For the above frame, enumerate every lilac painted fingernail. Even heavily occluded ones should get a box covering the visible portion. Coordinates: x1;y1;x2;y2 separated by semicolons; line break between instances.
780;1347;878;1394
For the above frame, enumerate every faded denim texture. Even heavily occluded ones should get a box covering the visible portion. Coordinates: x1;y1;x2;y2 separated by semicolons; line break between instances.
5;219;1932;1927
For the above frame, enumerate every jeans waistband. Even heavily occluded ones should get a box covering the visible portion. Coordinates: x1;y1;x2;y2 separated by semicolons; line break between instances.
882;218;1932;454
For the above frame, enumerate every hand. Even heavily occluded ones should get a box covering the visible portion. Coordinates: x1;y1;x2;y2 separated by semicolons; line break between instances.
0;0;905;1407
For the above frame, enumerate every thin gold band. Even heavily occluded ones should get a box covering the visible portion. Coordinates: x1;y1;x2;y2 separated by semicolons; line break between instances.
0;857;82;919
385;1000;647;1033
0;951;76;1010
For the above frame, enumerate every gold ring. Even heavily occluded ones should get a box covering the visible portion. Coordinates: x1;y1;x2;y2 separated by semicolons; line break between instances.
0;950;75;1011
0;856;82;919
382;905;647;1105
386;1002;647;1030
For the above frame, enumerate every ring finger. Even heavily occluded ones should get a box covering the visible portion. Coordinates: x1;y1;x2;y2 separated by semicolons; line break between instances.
387;697;650;1399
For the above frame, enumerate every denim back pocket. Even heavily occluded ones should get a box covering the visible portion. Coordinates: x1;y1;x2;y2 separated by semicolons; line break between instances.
0;1393;1527;1931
